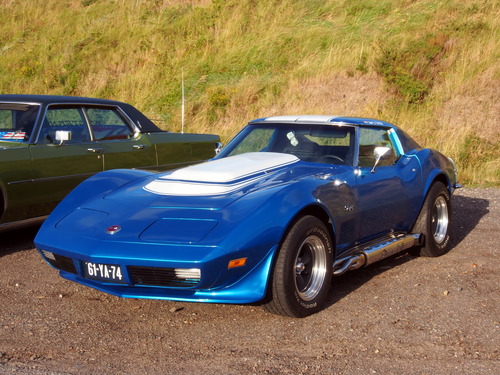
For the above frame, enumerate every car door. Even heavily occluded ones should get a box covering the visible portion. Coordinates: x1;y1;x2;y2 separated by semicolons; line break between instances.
85;106;157;170
355;126;422;241
29;106;103;212
0;103;40;223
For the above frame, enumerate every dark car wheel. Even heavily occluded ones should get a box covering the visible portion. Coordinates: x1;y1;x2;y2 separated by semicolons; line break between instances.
263;215;333;318
412;182;452;257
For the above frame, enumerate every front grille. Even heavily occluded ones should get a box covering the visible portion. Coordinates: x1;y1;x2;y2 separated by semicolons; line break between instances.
128;266;201;288
40;250;77;274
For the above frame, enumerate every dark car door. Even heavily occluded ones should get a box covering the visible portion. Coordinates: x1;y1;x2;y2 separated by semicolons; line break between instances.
85;107;157;170
355;127;422;241
29;106;103;213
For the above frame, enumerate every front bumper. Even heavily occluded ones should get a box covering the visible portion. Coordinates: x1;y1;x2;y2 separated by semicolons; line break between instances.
37;236;276;304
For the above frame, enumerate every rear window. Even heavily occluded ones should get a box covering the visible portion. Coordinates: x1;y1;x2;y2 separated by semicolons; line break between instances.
0;103;40;142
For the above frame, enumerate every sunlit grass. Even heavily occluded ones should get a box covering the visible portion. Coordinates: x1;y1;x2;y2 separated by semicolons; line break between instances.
0;0;498;185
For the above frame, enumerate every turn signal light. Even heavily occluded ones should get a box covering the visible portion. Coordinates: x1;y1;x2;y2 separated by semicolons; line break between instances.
228;257;247;269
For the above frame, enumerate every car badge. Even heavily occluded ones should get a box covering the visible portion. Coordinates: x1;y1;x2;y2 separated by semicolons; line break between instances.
106;225;121;235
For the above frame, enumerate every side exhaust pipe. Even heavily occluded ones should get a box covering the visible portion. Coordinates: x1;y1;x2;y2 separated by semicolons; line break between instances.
333;233;421;276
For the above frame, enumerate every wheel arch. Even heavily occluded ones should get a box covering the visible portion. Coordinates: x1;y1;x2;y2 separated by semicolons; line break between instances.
411;173;451;231
278;203;336;256
0;180;7;221
429;172;452;193
419;171;452;208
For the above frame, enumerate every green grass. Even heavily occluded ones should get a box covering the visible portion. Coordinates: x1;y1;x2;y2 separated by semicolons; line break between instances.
0;0;498;185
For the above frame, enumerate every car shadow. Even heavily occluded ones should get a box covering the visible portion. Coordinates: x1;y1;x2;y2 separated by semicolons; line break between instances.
0;224;40;257
324;192;490;309
448;192;490;248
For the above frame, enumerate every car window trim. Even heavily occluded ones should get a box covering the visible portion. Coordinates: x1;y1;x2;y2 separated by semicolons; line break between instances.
33;103;140;144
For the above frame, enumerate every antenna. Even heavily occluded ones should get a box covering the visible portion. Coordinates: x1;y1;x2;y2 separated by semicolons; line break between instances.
181;68;185;134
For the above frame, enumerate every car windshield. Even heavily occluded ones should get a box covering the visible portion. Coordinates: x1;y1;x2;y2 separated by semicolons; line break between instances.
0;103;40;142
218;124;356;165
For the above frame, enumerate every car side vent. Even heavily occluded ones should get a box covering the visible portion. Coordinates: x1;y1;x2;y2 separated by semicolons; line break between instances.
128;266;201;288
40;250;77;274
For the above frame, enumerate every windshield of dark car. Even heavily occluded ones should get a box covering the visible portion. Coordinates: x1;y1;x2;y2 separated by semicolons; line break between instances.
0;103;40;142
218;124;356;165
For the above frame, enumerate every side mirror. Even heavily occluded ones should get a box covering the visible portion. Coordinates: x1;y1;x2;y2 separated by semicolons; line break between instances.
215;142;223;155
55;130;71;145
370;146;392;173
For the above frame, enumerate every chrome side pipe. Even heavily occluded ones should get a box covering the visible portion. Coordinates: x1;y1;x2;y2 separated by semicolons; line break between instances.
333;233;421;276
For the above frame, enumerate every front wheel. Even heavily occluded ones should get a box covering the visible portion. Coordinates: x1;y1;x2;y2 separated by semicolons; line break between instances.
412;182;452;257
263;216;333;318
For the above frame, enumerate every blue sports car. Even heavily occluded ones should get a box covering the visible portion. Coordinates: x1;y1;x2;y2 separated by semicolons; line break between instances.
35;116;460;317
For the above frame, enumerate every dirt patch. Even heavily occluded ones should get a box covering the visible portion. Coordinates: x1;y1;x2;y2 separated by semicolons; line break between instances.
264;73;389;117
0;188;499;374
439;67;500;141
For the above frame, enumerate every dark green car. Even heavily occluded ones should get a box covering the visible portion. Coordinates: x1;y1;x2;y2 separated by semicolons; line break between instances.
0;95;220;231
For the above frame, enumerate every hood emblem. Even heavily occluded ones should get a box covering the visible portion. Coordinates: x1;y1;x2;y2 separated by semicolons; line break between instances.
106;225;121;235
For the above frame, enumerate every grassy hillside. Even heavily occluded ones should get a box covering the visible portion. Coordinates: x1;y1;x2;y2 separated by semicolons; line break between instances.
0;0;498;185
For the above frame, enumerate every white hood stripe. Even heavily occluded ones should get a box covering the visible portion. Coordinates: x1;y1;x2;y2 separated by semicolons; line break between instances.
144;152;298;196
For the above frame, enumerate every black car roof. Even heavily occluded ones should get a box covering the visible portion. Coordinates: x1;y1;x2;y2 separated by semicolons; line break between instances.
0;94;123;105
0;94;162;132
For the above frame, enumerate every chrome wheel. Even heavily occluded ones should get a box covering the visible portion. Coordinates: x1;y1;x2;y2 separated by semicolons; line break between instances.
294;235;328;301
432;196;449;244
263;215;333;317
412;182;452;257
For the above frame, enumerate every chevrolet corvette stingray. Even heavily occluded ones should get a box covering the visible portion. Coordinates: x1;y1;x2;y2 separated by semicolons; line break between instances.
35;116;459;317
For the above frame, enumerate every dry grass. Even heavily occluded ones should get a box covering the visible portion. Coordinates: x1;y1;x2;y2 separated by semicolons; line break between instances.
0;0;498;185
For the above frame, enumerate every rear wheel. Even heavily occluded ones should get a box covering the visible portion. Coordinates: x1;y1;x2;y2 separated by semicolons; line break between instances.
412;182;452;257
263;216;333;317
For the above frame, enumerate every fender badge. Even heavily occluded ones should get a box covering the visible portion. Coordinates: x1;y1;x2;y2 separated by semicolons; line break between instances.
106;225;121;235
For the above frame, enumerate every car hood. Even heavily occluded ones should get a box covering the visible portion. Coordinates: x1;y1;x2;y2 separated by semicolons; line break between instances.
145;152;299;196
103;152;305;210
52;152;351;244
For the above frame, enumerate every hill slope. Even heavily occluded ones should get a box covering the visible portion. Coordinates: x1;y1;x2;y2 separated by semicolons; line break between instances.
0;0;498;185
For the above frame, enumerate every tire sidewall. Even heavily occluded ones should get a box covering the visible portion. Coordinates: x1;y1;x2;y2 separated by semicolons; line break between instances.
430;188;451;251
418;182;452;256
281;216;333;316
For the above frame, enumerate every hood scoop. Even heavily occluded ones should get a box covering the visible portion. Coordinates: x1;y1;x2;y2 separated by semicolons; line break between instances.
144;152;299;196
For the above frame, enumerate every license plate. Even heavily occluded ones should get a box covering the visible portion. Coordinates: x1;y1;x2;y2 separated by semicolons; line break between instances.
84;262;124;283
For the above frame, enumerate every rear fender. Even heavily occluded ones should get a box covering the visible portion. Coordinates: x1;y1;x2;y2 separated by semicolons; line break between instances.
411;149;455;229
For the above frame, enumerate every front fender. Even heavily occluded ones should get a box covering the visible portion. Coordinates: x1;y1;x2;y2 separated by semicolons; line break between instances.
223;179;327;250
206;180;329;292
41;169;155;229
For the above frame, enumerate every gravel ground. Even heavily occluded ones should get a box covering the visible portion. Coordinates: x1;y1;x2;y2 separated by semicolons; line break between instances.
1;188;499;375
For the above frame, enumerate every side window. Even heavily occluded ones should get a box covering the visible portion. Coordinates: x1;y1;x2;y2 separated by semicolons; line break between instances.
38;107;91;144
86;108;133;141
0;104;39;142
358;127;398;167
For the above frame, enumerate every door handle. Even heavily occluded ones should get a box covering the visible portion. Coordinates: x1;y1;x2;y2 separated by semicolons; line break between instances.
133;144;146;150
87;147;103;153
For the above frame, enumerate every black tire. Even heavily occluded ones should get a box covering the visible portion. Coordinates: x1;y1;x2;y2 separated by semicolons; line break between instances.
412;182;452;257
263;215;333;318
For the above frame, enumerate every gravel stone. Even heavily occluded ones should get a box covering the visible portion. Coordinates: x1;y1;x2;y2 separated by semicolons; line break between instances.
1;188;499;374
